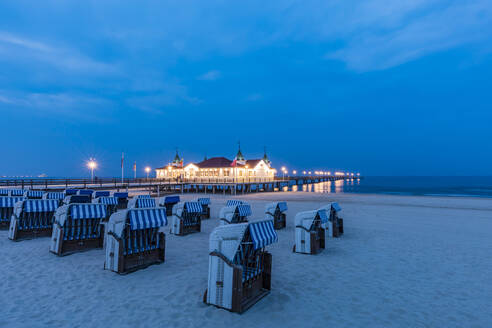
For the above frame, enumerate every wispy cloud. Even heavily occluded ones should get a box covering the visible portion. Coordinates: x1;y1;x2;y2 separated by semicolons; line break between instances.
0;90;114;121
0;31;116;74
325;1;492;71
197;70;221;81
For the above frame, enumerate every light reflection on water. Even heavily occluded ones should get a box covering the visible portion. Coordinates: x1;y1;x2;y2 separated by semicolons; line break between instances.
283;179;361;193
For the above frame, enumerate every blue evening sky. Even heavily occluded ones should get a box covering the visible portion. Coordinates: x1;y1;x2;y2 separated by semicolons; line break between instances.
1;1;491;177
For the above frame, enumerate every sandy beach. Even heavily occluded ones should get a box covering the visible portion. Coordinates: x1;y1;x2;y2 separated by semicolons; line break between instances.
1;192;491;328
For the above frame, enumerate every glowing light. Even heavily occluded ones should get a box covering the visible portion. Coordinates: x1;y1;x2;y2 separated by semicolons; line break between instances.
302;171;306;175
87;159;97;170
293;170;297;175
308;171;312;175
145;166;151;173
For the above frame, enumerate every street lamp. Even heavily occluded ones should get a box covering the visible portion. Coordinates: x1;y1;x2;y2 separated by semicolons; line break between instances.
293;170;297;175
145;166;151;179
87;158;97;182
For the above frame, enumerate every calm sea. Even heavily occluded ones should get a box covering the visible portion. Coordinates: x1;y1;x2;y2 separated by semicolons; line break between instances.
297;176;492;198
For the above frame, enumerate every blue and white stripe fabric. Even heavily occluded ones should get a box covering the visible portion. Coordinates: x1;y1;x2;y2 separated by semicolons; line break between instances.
249;220;278;250
129;209;167;230
25;190;45;198
95;191;110;198
317;209;329;224
65;189;79;196
0;189;9;196
10;189;25;196
331;202;342;212
137;194;151;199
137;198;156;208
185;201;203;213
226;200;244;206
70;204;107;219
197;198;210;205
77;189;94;196
0;197;25;207
45;192;65;200
277;202;288;212
97;196;118;205
24;200;59;212
237;204;252;217
164;195;180;204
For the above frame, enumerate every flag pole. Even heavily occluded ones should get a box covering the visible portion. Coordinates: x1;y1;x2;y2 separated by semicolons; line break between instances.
121;152;124;184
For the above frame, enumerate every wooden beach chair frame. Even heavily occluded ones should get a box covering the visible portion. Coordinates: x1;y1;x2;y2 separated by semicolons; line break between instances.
171;202;202;236
204;219;277;313
293;210;327;255
104;208;168;274
8;199;59;241
265;202;288;230
50;203;108;256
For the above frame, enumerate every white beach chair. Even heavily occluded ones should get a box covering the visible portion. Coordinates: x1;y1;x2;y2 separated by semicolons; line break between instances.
170;201;202;236
204;218;277;313
293;209;328;254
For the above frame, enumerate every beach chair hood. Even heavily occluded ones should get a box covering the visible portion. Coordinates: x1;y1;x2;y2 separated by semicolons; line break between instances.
93;196;119;205
24;190;45;198
209;223;249;262
54;203;107;227
107;208;168;238
43;192;65;200
127;197;156;209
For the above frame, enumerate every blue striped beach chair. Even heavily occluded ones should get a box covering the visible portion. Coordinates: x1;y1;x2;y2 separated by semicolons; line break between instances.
9;189;26;197
63;195;91;205
197;197;211;219
219;203;252;225
293;209;328;255
170;201;202;236
93;196;119;216
50;203;108;256
113;192;129;209
318;203;344;237
94;191;110;198
205;219;278;313
8;199;60;241
127;197;156;209
0;197;25;229
104;208;168;274
24;190;45;199
265;202;288;230
158;195;180;217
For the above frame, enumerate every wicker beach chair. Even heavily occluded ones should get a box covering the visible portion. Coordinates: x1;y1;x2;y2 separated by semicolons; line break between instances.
94;191;110;198
8;199;60;241
318;203;344;237
104;208;167;274
204;219;278;313
219;203;252;225
93;196;119;216
23;190;45;199
112;192;129;210
43;192;65;201
171;201;202;236
63;195;91;205
265;202;288;230
158;195;180;217
197;198;211;219
127;197;156;209
0;197;25;230
9;189;26;197
50;203;108;256
293;209;328;255
77;189;94;201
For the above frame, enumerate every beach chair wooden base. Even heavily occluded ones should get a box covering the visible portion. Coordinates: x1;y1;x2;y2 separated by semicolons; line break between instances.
51;228;104;256
116;232;166;274
0;221;9;230
201;207;211;220
338;218;344;235
204;252;272;314
274;213;286;230
175;220;201;236
10;228;53;241
293;228;325;255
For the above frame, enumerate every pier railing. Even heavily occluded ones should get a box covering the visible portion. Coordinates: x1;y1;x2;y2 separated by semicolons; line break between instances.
0;175;359;191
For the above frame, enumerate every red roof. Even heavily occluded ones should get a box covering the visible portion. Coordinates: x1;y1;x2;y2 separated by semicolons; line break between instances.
195;157;233;168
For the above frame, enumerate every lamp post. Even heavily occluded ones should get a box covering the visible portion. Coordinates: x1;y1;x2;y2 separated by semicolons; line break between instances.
87;158;97;183
281;166;286;181
145;166;151;180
